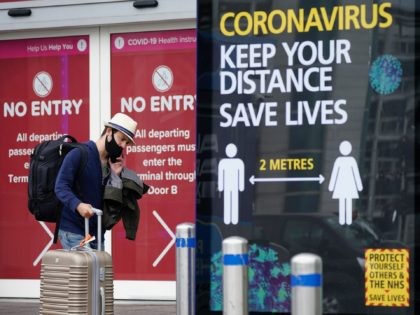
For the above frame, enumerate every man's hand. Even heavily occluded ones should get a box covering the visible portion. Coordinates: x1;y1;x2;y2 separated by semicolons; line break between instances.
76;203;94;218
109;154;125;176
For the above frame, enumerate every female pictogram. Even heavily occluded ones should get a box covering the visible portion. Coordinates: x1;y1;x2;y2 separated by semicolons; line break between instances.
328;141;363;225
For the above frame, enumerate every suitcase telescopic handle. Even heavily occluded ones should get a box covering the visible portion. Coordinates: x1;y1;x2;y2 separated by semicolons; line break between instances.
84;208;103;251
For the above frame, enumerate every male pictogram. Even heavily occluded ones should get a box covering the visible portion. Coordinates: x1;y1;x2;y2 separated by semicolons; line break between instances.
218;143;244;225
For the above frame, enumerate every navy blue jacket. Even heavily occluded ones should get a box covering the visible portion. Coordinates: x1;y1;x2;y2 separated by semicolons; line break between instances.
54;140;103;239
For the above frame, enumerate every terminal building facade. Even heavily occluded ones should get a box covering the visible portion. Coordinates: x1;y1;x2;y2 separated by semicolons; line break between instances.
0;0;196;301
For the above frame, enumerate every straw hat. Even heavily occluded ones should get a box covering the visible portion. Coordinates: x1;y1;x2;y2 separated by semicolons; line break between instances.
104;113;137;143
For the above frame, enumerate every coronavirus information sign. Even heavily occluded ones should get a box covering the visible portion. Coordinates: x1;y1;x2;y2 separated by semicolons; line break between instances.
110;29;196;280
197;1;417;314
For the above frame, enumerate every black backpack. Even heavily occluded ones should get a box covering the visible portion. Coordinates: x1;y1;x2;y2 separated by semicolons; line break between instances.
28;135;88;242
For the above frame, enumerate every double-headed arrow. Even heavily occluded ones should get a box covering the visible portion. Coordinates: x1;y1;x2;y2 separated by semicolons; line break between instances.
249;174;325;185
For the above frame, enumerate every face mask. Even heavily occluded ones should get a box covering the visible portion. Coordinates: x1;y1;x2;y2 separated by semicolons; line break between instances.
105;130;123;163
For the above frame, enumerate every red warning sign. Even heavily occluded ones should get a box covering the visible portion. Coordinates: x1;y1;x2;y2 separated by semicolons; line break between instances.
110;29;196;280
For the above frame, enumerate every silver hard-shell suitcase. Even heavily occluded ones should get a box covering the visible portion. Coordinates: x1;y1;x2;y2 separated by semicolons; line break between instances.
40;209;114;315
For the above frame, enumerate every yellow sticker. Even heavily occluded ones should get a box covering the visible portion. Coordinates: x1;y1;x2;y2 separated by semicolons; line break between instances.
365;248;409;307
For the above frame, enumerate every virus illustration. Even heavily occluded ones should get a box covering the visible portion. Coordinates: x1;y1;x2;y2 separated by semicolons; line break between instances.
210;242;291;312
369;54;402;95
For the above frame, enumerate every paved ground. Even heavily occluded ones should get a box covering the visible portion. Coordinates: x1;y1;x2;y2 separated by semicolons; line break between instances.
0;299;176;315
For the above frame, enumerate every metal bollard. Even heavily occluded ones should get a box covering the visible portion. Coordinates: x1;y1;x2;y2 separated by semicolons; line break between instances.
223;236;248;315
176;223;195;315
291;253;322;315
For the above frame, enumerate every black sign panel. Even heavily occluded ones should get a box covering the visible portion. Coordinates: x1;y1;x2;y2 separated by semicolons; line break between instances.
197;1;418;314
